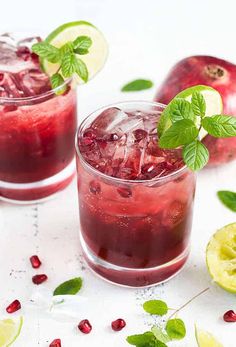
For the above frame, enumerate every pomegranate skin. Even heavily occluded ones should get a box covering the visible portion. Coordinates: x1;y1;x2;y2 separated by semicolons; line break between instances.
154;55;236;166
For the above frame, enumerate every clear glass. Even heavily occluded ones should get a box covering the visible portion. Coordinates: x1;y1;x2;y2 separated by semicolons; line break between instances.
0;80;77;203
75;101;196;287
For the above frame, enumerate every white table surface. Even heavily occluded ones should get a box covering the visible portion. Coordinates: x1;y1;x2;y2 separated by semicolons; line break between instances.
1;0;236;346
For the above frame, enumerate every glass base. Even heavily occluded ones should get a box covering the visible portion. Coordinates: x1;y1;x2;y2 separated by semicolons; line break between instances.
80;234;189;288
0;160;75;204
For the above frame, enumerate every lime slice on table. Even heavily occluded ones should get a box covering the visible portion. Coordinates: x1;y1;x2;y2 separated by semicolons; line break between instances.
158;85;223;139
41;21;108;83
0;316;23;347
206;223;236;293
195;326;223;347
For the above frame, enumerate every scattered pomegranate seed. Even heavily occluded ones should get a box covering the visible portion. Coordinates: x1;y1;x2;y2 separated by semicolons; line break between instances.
223;310;236;322
111;318;126;331
49;339;61;347
6;299;21;313
30;255;41;269
32;274;48;285
78;319;92;334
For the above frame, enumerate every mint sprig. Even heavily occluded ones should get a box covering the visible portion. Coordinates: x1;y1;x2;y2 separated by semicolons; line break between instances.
158;92;236;171
32;35;92;93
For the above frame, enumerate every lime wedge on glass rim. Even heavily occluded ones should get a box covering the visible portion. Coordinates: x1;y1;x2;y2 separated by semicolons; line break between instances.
41;21;108;83
0;316;23;347
206;223;236;293
158;85;223;139
195;325;223;347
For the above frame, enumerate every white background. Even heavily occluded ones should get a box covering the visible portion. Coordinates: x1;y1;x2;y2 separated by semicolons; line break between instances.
1;0;236;346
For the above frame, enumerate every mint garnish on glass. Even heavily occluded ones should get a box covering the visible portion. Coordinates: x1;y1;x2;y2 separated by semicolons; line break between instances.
158;87;236;171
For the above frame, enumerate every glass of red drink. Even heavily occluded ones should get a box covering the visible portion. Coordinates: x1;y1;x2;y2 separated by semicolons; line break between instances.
0;34;77;202
76;101;196;287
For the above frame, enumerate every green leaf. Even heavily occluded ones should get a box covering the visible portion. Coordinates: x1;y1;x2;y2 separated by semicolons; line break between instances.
157;104;172;137
75;58;89;82
165;319;186;340
151;326;170;343
169;98;195;122
202;115;236;138
73;35;92;55
61;52;77;77
50;73;67;95
183;140;209;171
53;277;83;296
121;79;153;92
143;300;168;316
60;42;74;55
217;190;236;212
159;119;199;149
126;332;167;347
191;91;206;117
32;42;61;63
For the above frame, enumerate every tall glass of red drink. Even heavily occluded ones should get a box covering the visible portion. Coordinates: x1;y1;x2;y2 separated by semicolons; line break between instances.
76;101;196;287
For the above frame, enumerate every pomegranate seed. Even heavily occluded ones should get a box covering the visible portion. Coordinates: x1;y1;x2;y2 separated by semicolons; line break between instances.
223;310;236;322
16;46;31;60
6;299;21;313
32;274;48;285
0;73;4;82
111;318;126;331
89;181;101;195
49;339;61;347
30;255;41;269
83;129;97;140
78;319;92;334
133;129;147;141
3;105;18;112
117;186;132;198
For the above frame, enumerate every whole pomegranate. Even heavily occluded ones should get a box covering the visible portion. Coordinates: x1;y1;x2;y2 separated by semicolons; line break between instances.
155;56;236;166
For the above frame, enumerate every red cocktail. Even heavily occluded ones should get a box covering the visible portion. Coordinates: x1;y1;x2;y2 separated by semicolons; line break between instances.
0;34;77;202
76;102;196;287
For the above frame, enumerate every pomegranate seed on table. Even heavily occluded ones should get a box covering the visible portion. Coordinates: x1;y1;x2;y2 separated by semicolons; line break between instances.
49;339;61;347
223;310;236;322
30;255;41;268
32;274;48;285
111;318;126;331
78;319;92;334
6;299;21;313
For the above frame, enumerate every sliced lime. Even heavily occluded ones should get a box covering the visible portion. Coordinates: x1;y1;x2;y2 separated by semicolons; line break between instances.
42;21;108;84
206;223;236;293
158;85;223;138
0;316;23;347
195;325;223;347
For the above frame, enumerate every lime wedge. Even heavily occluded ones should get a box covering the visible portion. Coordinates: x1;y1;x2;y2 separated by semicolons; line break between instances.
0;316;23;347
195;326;223;347
42;21;108;83
206;223;236;293
158;85;223;138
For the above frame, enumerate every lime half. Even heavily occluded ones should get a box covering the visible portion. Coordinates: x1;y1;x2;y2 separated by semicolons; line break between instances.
42;21;108;83
206;223;236;293
158;85;223;138
0;316;23;347
195;326;223;347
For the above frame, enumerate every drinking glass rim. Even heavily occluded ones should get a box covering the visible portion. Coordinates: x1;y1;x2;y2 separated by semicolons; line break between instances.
0;77;72;104
75;100;189;185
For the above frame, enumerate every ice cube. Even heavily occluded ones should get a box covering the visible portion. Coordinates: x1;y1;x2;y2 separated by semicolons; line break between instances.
91;107;128;135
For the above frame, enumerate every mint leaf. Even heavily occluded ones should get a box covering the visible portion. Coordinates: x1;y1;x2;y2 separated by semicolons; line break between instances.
151;326;170;343
50;73;66;95
217;191;236;212
202;115;236;137
169;98;195;122
159;119;198;149
75;58;89;82
61;52;77;77
157;105;172;137
127;332;167;347
165;319;186;340
73;35;92;55
121;79;153;92
32;42;60;63
191;91;206;117
60;42;74;55
143;300;168;316
53;277;82;296
183;140;209;170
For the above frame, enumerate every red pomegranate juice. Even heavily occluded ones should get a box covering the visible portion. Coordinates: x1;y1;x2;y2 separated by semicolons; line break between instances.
76;102;196;287
0;34;77;202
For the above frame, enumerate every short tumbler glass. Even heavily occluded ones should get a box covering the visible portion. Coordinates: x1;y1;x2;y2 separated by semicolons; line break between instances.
76;101;196;287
